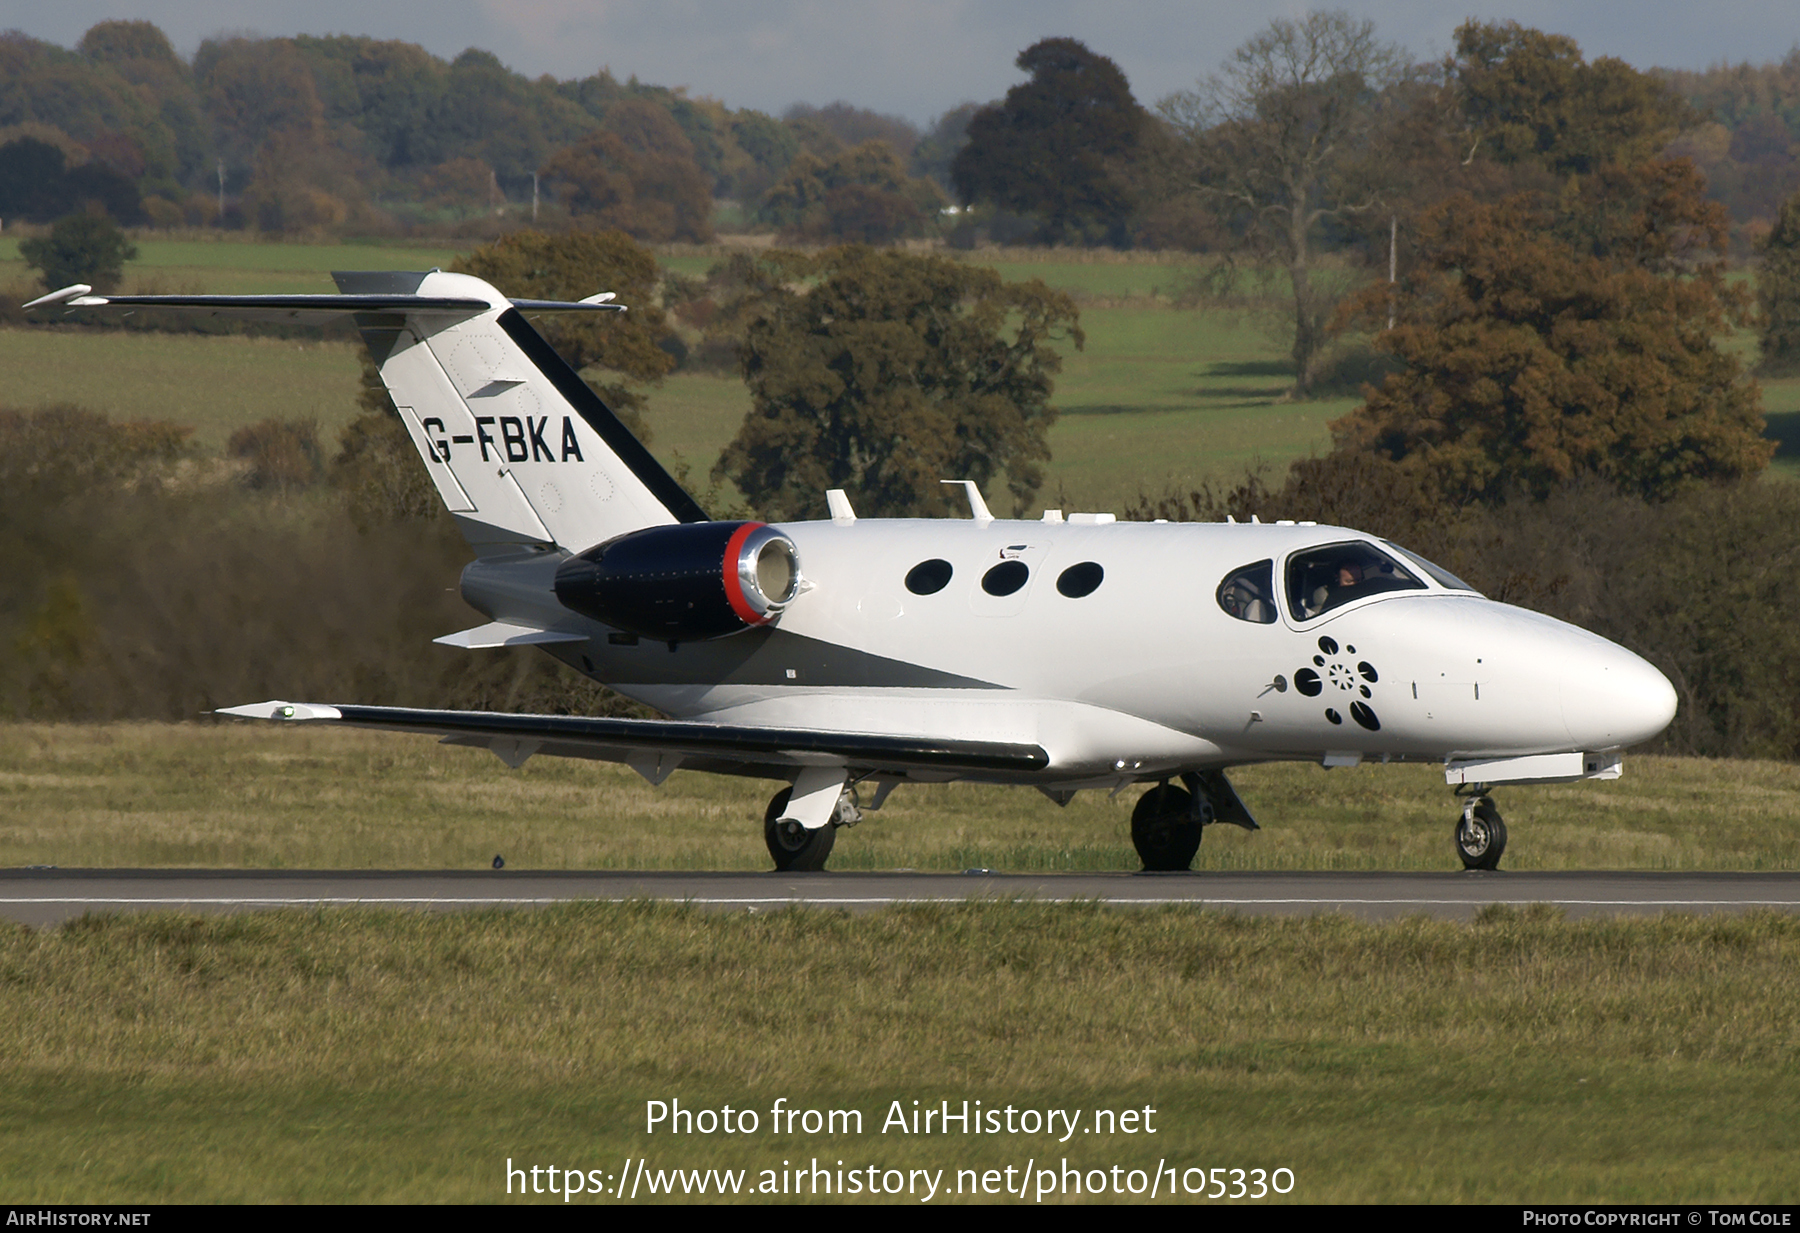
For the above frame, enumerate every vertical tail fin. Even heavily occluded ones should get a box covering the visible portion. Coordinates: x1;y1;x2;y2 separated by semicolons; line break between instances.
29;269;700;554
335;269;705;554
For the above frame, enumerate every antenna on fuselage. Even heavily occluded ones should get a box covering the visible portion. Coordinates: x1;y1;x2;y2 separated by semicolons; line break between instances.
826;489;856;525
941;479;993;524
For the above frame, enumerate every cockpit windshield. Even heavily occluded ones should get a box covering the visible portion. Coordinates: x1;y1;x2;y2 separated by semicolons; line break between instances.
1286;541;1426;620
1382;541;1480;594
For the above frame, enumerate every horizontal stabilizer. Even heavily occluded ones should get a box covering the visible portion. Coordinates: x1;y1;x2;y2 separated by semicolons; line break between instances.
433;622;587;649
22;286;626;326
216;701;1050;777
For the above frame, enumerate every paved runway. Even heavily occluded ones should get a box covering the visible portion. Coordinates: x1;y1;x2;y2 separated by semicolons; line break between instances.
3;867;1798;927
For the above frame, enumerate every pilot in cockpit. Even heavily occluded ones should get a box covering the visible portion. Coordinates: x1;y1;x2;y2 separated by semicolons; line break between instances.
1311;563;1363;616
1294;545;1423;619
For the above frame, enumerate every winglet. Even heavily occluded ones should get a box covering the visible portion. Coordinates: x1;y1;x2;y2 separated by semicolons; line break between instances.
23;284;98;310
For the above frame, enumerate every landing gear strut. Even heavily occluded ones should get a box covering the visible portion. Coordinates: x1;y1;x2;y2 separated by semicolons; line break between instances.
1454;785;1507;871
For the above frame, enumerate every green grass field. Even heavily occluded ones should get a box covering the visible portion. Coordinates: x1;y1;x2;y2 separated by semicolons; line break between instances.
1;900;1796;1202
4;723;1798;873
0;329;367;452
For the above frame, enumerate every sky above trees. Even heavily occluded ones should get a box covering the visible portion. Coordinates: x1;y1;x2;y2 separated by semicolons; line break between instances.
17;0;1800;125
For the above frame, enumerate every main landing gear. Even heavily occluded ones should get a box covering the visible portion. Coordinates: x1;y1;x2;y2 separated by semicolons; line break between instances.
1131;782;1207;871
1453;785;1507;871
1130;771;1259;872
763;784;863;871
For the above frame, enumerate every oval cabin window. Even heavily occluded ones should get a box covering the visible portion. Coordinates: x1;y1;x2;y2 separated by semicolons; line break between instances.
905;559;954;595
1056;561;1104;598
981;560;1030;596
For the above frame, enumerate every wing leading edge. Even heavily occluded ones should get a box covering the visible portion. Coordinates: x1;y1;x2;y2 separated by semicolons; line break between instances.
216;701;1050;778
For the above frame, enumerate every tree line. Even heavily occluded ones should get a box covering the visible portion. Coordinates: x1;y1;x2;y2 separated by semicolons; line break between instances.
4;16;1798;248
0;21;962;242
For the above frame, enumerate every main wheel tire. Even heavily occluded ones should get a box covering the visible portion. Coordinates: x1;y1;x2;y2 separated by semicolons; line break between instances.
1455;800;1507;871
763;788;836;871
1131;783;1202;872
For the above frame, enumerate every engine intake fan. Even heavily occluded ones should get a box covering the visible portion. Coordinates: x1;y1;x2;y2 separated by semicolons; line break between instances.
554;521;801;642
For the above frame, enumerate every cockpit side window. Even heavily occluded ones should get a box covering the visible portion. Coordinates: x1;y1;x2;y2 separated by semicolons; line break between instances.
1286;541;1426;620
1217;559;1277;624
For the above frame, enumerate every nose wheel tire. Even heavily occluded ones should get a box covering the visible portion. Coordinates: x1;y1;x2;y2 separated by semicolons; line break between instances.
1131;783;1203;871
764;788;837;871
1455;799;1507;871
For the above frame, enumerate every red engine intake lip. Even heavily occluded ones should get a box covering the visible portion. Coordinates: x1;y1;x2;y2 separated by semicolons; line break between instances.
723;521;771;625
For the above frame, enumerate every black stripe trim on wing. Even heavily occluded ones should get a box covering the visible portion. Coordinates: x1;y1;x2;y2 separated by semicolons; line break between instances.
327;705;1049;773
496;308;709;524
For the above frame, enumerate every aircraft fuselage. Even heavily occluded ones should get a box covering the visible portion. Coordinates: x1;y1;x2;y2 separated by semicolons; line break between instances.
463;516;1676;788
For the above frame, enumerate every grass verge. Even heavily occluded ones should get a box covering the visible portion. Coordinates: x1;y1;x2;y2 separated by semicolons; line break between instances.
3;724;1798;872
1;903;1795;1202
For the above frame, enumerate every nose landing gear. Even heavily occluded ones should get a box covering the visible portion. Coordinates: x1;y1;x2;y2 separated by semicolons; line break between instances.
1453;785;1507;871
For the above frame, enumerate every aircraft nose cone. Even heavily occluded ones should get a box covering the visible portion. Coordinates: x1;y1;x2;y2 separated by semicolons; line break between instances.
1559;643;1677;749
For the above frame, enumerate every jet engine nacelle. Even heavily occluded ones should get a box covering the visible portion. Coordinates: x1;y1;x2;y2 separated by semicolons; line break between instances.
553;521;801;642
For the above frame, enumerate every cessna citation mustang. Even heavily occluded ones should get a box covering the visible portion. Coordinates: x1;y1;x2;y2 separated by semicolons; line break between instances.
28;271;1678;873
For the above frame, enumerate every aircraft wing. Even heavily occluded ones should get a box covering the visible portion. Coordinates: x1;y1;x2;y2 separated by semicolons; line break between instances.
216;701;1050;779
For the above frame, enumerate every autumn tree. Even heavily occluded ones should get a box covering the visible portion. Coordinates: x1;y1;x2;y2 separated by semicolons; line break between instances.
760;140;944;243
19;210;137;293
1758;190;1800;374
538;99;713;243
782;102;918;160
1330;170;1771;504
1452;21;1690;176
420;156;502;218
911;103;981;193
952;39;1149;244
1160;12;1410;394
715;247;1083;519
0;137;143;225
0;139;75;223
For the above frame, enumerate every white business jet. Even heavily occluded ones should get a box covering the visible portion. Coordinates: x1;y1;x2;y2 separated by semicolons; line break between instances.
27;271;1677;872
